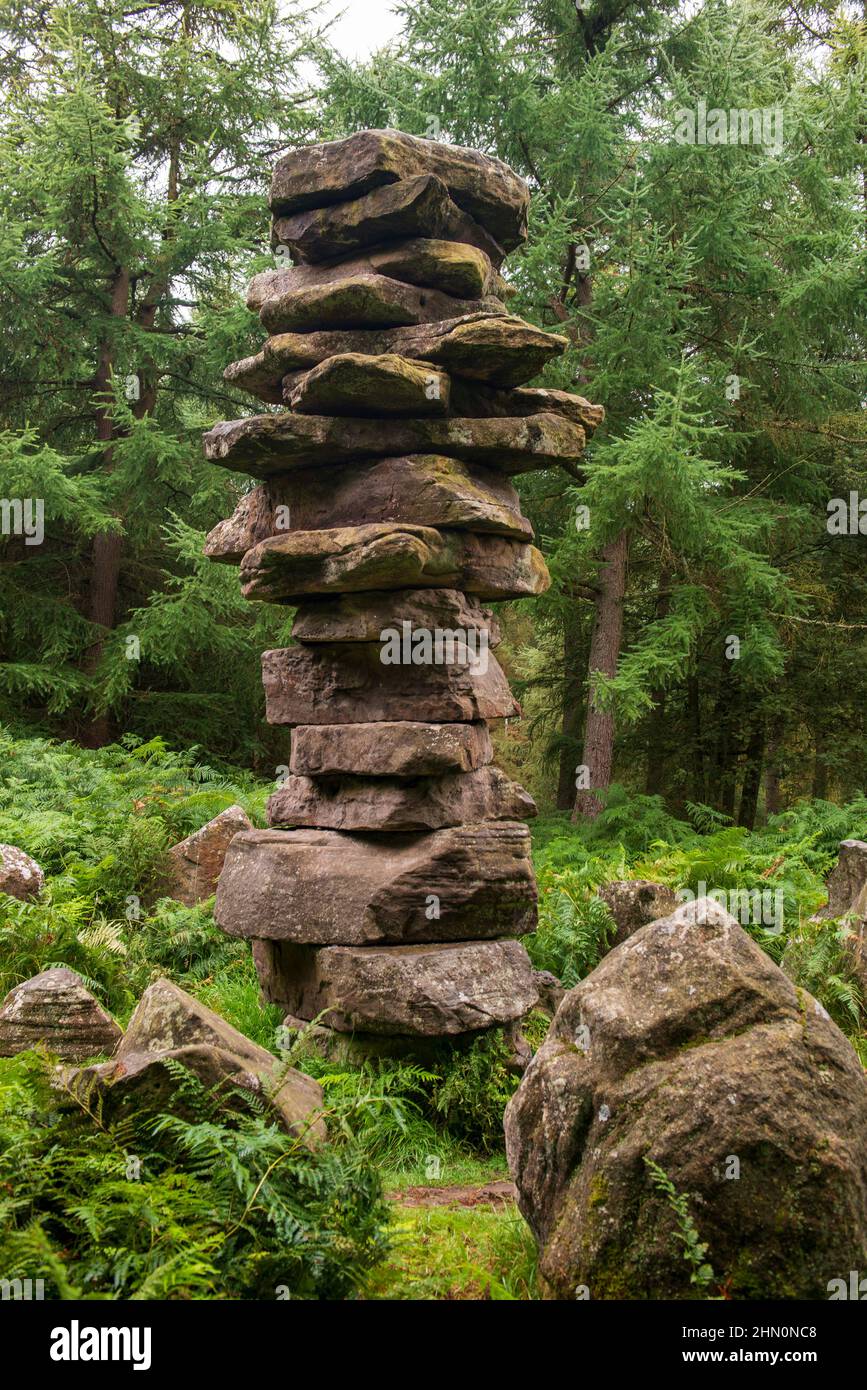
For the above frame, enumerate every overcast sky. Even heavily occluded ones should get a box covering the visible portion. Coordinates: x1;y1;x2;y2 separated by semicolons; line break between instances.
318;0;405;59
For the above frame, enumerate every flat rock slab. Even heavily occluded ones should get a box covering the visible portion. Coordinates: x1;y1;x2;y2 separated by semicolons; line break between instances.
272;174;505;267
0;968;121;1061
217;823;536;946
163;804;253;906
64;978;324;1140
450;380;605;434
224;314;567;400
260;273;502;334
290;588;501;645
239;524;549;602
252;937;539;1035
283;354;450;415
204;458;531;567
505;898;867;1300
267;765;536;832
262;642;518;725
0;843;44;901
289;721;493;777
269;129;529;251
248;238;501;310
204;410;585;479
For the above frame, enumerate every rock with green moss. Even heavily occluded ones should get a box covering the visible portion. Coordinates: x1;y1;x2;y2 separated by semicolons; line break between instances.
260;274;503;334
505;897;867;1300
239;523;550;603
269;129;529;252
282;354;451;415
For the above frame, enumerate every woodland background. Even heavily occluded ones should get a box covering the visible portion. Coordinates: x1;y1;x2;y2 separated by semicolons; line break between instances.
1;0;864;826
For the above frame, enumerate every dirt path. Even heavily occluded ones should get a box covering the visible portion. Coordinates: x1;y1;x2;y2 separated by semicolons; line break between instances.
387;1180;516;1209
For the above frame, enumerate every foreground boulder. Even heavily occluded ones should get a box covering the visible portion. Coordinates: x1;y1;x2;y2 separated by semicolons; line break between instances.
65;979;324;1140
0;844;44;901
164;804;253;906
0;968;121;1061
505;898;867;1300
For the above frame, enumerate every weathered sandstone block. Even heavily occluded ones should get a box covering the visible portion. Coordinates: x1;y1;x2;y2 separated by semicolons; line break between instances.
224;313;567;400
216;823;536;946
203;410;585;479
253;937;538;1034
269;129;529;251
290;588;501;644
282;354;451;415
289;721;493;778
261;642;518;725
0;968;121;1060
267;765;535;833
239;524;550;603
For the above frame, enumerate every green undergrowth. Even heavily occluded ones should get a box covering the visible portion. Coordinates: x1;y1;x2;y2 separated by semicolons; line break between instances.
1;734;866;1298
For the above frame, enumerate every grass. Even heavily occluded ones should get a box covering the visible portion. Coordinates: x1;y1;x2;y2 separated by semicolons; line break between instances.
363;1203;538;1301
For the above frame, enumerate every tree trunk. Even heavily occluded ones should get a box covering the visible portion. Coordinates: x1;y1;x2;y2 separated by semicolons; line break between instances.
812;733;829;800
687;672;705;804
572;529;629;820
737;717;766;829
556;608;586;809
81;265;130;748
644;572;671;797
764;737;782;816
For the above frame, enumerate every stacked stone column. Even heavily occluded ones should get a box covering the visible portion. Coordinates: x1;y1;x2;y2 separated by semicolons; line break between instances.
206;130;602;1042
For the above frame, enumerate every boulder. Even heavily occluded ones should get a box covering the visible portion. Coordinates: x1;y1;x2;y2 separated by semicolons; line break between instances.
239;524;550;603
269;129;529;251
203;458;531;566
203;410;585;480
266;765;536;833
505;898;867;1300
65;979;324;1140
0;843;44;901
223;313;567;400
289;721;493;778
215;823;537;945
290;588;501;645
283;354;451;415
164;804;253;906
271;174;505;267
532;969;566;1017
812;839;867;920
261;642;518;725
253;938;539;1035
0;968;121;1061
259;273;502;334
597;879;679;949
248;238;501;310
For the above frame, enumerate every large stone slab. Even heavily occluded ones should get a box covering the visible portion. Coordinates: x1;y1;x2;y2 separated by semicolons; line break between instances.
267;765;536;832
203;410;585;479
289;721;493;777
269;129;529;252
65;979;324;1140
282;355;450;416
247;238;502;311
239;524;550;602
259;274;503;334
272;174;505;266
216;823;536;946
223;314;567;400
290;588;501;645
204;457;531;567
505;898;867;1300
0;968;121;1061
261;642;518;725
252;938;539;1035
